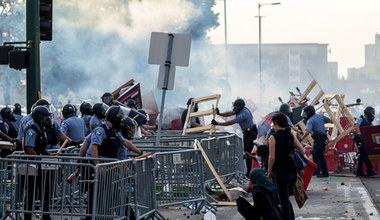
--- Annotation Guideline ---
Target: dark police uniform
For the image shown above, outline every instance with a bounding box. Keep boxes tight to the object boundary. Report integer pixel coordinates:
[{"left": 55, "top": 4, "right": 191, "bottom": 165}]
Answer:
[
  {"left": 61, "top": 115, "right": 86, "bottom": 143},
  {"left": 17, "top": 114, "right": 33, "bottom": 144},
  {"left": 354, "top": 116, "right": 376, "bottom": 175},
  {"left": 90, "top": 115, "right": 104, "bottom": 131},
  {"left": 82, "top": 114, "right": 92, "bottom": 136},
  {"left": 305, "top": 114, "right": 330, "bottom": 176},
  {"left": 24, "top": 122, "right": 51, "bottom": 220},
  {"left": 233, "top": 107, "right": 257, "bottom": 177}
]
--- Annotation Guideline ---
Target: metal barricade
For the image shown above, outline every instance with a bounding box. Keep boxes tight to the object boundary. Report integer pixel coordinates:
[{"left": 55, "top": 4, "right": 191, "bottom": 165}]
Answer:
[
  {"left": 0, "top": 155, "right": 115, "bottom": 219},
  {"left": 199, "top": 138, "right": 219, "bottom": 182},
  {"left": 153, "top": 149, "right": 216, "bottom": 214}
]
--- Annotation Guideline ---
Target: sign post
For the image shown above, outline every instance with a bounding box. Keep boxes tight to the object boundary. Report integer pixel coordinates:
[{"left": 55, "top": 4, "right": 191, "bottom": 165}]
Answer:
[{"left": 148, "top": 32, "right": 191, "bottom": 146}]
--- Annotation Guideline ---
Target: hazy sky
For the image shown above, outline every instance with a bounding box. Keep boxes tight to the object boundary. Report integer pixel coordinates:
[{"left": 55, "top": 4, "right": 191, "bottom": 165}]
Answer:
[{"left": 208, "top": 0, "right": 380, "bottom": 78}]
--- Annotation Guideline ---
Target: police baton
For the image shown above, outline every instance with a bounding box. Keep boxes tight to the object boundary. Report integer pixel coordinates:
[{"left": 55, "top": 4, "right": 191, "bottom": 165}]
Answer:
[{"left": 56, "top": 139, "right": 69, "bottom": 156}]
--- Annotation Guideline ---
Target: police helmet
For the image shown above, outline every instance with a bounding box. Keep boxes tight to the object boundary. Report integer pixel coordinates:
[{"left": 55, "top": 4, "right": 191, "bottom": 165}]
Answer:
[
  {"left": 32, "top": 106, "right": 52, "bottom": 127},
  {"left": 62, "top": 104, "right": 75, "bottom": 119},
  {"left": 137, "top": 109, "right": 149, "bottom": 124},
  {"left": 364, "top": 106, "right": 375, "bottom": 122},
  {"left": 126, "top": 99, "right": 136, "bottom": 108},
  {"left": 34, "top": 99, "right": 56, "bottom": 114},
  {"left": 13, "top": 103, "right": 22, "bottom": 115},
  {"left": 279, "top": 103, "right": 292, "bottom": 116},
  {"left": 232, "top": 98, "right": 245, "bottom": 114},
  {"left": 302, "top": 105, "right": 315, "bottom": 120},
  {"left": 80, "top": 102, "right": 93, "bottom": 115},
  {"left": 93, "top": 103, "right": 109, "bottom": 119},
  {"left": 1, "top": 107, "right": 17, "bottom": 122},
  {"left": 121, "top": 117, "right": 136, "bottom": 140},
  {"left": 101, "top": 92, "right": 114, "bottom": 106},
  {"left": 106, "top": 106, "right": 130, "bottom": 131}
]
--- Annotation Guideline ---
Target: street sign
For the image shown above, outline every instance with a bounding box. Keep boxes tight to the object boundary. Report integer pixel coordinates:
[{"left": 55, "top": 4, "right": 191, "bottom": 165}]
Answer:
[
  {"left": 148, "top": 32, "right": 191, "bottom": 67},
  {"left": 157, "top": 65, "right": 176, "bottom": 90}
]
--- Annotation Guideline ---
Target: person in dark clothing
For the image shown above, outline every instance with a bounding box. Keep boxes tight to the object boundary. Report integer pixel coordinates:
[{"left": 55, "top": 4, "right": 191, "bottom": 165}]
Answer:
[
  {"left": 268, "top": 112, "right": 305, "bottom": 220},
  {"left": 0, "top": 107, "right": 18, "bottom": 157},
  {"left": 236, "top": 168, "right": 282, "bottom": 220},
  {"left": 354, "top": 106, "right": 378, "bottom": 176},
  {"left": 181, "top": 97, "right": 201, "bottom": 128}
]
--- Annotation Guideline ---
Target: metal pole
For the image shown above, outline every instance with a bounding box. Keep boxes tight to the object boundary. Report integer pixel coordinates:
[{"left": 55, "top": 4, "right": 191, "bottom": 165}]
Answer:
[
  {"left": 258, "top": 4, "right": 262, "bottom": 106},
  {"left": 224, "top": 0, "right": 228, "bottom": 75},
  {"left": 26, "top": 0, "right": 41, "bottom": 113},
  {"left": 156, "top": 34, "right": 174, "bottom": 146}
]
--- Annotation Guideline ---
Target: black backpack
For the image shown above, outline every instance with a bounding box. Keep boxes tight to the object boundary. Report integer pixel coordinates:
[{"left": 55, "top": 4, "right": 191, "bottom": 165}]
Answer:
[{"left": 252, "top": 186, "right": 282, "bottom": 220}]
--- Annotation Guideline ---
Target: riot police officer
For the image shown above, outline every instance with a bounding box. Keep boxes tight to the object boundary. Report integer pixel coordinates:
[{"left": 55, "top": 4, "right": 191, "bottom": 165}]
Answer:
[
  {"left": 21, "top": 99, "right": 72, "bottom": 150},
  {"left": 126, "top": 99, "right": 136, "bottom": 109},
  {"left": 0, "top": 107, "right": 18, "bottom": 157},
  {"left": 12, "top": 103, "right": 23, "bottom": 131},
  {"left": 61, "top": 104, "right": 86, "bottom": 145},
  {"left": 212, "top": 98, "right": 258, "bottom": 177},
  {"left": 80, "top": 102, "right": 93, "bottom": 136},
  {"left": 353, "top": 106, "right": 378, "bottom": 176},
  {"left": 90, "top": 103, "right": 109, "bottom": 131},
  {"left": 300, "top": 105, "right": 330, "bottom": 178},
  {"left": 137, "top": 109, "right": 156, "bottom": 135},
  {"left": 24, "top": 106, "right": 54, "bottom": 220},
  {"left": 279, "top": 103, "right": 301, "bottom": 134},
  {"left": 101, "top": 92, "right": 124, "bottom": 106}
]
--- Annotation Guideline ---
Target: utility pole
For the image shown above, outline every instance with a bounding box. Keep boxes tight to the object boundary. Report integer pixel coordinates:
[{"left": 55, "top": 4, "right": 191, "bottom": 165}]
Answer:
[{"left": 26, "top": 0, "right": 41, "bottom": 113}]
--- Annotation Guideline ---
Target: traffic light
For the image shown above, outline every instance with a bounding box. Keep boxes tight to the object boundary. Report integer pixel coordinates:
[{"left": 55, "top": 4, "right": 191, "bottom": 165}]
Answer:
[
  {"left": 0, "top": 46, "right": 14, "bottom": 64},
  {"left": 40, "top": 0, "right": 53, "bottom": 41},
  {"left": 9, "top": 50, "right": 30, "bottom": 70}
]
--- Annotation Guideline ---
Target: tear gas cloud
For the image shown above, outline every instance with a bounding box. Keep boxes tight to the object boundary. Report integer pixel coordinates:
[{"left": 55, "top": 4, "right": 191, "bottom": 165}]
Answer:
[{"left": 2, "top": 0, "right": 336, "bottom": 123}]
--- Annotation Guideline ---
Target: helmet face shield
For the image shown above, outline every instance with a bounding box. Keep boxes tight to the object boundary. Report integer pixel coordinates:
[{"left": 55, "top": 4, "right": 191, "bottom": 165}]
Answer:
[
  {"left": 100, "top": 103, "right": 110, "bottom": 117},
  {"left": 116, "top": 106, "right": 131, "bottom": 120},
  {"left": 39, "top": 114, "right": 52, "bottom": 127}
]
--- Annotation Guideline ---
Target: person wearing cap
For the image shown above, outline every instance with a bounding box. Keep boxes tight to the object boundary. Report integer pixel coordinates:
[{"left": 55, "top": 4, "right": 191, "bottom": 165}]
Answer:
[
  {"left": 212, "top": 98, "right": 257, "bottom": 177},
  {"left": 353, "top": 106, "right": 378, "bottom": 176}
]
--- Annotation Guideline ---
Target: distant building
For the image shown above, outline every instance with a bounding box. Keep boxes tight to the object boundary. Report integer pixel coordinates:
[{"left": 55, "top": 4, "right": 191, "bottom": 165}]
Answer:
[{"left": 342, "top": 33, "right": 380, "bottom": 105}]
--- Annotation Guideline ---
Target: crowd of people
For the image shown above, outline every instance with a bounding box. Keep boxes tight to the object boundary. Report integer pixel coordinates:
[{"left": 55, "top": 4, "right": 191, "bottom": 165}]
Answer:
[{"left": 0, "top": 94, "right": 379, "bottom": 220}]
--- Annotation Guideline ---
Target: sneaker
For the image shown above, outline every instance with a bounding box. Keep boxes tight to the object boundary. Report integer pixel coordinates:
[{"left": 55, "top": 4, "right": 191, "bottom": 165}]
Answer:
[
  {"left": 356, "top": 171, "right": 365, "bottom": 176},
  {"left": 317, "top": 174, "right": 329, "bottom": 178}
]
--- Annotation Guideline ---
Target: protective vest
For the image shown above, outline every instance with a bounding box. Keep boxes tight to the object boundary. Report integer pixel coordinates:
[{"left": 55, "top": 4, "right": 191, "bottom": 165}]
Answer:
[
  {"left": 6, "top": 121, "right": 18, "bottom": 138},
  {"left": 24, "top": 124, "right": 48, "bottom": 155},
  {"left": 98, "top": 124, "right": 120, "bottom": 158},
  {"left": 359, "top": 115, "right": 372, "bottom": 127},
  {"left": 45, "top": 124, "right": 59, "bottom": 145}
]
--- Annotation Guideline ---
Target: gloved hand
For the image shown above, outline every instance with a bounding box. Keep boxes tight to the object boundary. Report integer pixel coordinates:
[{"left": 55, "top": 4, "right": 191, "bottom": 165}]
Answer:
[
  {"left": 70, "top": 141, "right": 79, "bottom": 146},
  {"left": 211, "top": 119, "right": 219, "bottom": 125},
  {"left": 215, "top": 108, "right": 220, "bottom": 115}
]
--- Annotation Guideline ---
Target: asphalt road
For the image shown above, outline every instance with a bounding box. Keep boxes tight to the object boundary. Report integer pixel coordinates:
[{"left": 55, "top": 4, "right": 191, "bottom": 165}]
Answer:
[{"left": 158, "top": 175, "right": 380, "bottom": 220}]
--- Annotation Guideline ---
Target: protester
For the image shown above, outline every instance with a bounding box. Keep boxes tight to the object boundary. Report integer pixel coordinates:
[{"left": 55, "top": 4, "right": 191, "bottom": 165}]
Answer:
[
  {"left": 181, "top": 97, "right": 201, "bottom": 128},
  {"left": 267, "top": 112, "right": 305, "bottom": 220}
]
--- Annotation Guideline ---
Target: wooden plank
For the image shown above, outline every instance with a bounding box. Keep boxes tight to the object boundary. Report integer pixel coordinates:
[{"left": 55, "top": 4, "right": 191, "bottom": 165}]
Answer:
[
  {"left": 310, "top": 90, "right": 324, "bottom": 106},
  {"left": 324, "top": 102, "right": 344, "bottom": 133},
  {"left": 111, "top": 79, "right": 134, "bottom": 99},
  {"left": 186, "top": 125, "right": 213, "bottom": 134},
  {"left": 196, "top": 140, "right": 232, "bottom": 201},
  {"left": 0, "top": 141, "right": 15, "bottom": 150},
  {"left": 307, "top": 69, "right": 324, "bottom": 90},
  {"left": 327, "top": 126, "right": 354, "bottom": 148},
  {"left": 182, "top": 102, "right": 194, "bottom": 135},
  {"left": 335, "top": 95, "right": 355, "bottom": 125},
  {"left": 297, "top": 121, "right": 314, "bottom": 146},
  {"left": 193, "top": 94, "right": 221, "bottom": 103},
  {"left": 190, "top": 109, "right": 214, "bottom": 118},
  {"left": 369, "top": 155, "right": 380, "bottom": 163},
  {"left": 211, "top": 201, "right": 254, "bottom": 206},
  {"left": 291, "top": 96, "right": 300, "bottom": 107},
  {"left": 298, "top": 80, "right": 317, "bottom": 103}
]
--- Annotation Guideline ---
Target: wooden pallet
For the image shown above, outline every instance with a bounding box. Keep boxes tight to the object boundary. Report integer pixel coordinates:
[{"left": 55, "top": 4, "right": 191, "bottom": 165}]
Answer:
[{"left": 182, "top": 94, "right": 221, "bottom": 135}]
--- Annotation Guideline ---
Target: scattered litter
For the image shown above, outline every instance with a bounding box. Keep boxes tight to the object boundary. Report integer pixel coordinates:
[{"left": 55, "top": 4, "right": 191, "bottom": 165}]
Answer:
[
  {"left": 229, "top": 187, "right": 248, "bottom": 194},
  {"left": 295, "top": 216, "right": 304, "bottom": 220},
  {"left": 323, "top": 187, "right": 330, "bottom": 191},
  {"left": 341, "top": 182, "right": 345, "bottom": 185},
  {"left": 313, "top": 205, "right": 320, "bottom": 207},
  {"left": 345, "top": 210, "right": 348, "bottom": 213},
  {"left": 370, "top": 213, "right": 373, "bottom": 216},
  {"left": 204, "top": 211, "right": 216, "bottom": 220}
]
